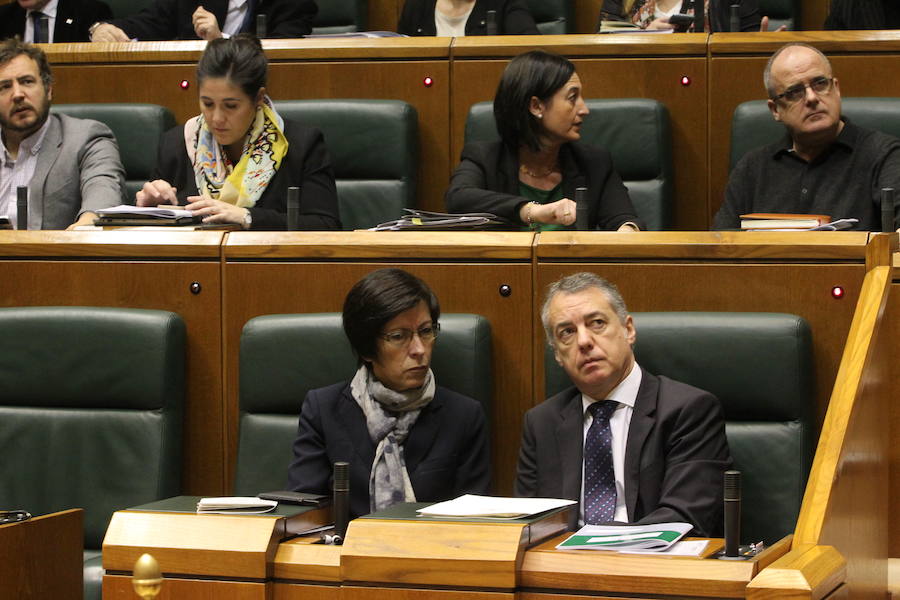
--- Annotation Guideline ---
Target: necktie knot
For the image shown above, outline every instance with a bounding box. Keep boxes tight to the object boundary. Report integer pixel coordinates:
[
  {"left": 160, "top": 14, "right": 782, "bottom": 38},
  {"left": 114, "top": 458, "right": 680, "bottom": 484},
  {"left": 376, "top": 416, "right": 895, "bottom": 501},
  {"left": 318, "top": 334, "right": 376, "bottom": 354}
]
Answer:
[{"left": 589, "top": 400, "right": 617, "bottom": 421}]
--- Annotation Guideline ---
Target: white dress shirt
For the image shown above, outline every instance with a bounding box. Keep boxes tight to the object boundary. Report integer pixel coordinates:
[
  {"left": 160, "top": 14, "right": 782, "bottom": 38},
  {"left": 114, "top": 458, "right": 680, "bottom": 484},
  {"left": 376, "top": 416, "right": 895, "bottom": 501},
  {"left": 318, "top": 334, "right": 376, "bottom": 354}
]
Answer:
[
  {"left": 434, "top": 4, "right": 473, "bottom": 37},
  {"left": 222, "top": 0, "right": 251, "bottom": 37},
  {"left": 579, "top": 362, "right": 643, "bottom": 526},
  {"left": 0, "top": 117, "right": 52, "bottom": 229},
  {"left": 25, "top": 0, "right": 58, "bottom": 43}
]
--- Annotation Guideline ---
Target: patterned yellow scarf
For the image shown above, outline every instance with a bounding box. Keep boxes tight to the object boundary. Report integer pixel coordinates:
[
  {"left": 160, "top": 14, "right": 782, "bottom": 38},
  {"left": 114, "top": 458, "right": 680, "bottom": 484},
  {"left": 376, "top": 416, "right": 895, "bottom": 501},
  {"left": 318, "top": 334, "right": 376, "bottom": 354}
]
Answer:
[{"left": 184, "top": 98, "right": 289, "bottom": 208}]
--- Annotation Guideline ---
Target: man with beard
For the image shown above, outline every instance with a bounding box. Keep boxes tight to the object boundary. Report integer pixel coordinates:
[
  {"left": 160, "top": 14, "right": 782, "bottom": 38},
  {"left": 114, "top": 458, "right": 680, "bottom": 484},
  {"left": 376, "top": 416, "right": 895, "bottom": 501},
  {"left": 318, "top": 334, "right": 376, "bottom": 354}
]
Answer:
[
  {"left": 0, "top": 0, "right": 112, "bottom": 43},
  {"left": 0, "top": 38, "right": 124, "bottom": 229}
]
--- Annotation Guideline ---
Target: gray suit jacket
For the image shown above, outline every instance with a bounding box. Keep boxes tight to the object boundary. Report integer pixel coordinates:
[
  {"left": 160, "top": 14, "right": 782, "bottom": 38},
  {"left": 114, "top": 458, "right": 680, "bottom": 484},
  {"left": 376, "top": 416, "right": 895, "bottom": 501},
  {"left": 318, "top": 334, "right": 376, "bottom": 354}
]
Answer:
[
  {"left": 26, "top": 113, "right": 125, "bottom": 229},
  {"left": 515, "top": 367, "right": 731, "bottom": 536}
]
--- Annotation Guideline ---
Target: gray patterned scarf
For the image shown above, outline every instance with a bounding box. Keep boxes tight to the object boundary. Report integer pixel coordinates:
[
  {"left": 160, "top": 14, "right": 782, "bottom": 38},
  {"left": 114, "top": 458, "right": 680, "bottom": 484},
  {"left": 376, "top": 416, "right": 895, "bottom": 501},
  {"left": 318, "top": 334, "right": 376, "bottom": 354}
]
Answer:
[{"left": 349, "top": 364, "right": 435, "bottom": 513}]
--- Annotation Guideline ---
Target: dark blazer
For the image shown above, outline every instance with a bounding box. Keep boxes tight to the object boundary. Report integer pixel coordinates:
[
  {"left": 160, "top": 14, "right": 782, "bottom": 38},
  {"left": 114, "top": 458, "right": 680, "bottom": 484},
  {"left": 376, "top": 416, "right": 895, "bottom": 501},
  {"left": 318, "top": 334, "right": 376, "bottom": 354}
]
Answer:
[
  {"left": 445, "top": 140, "right": 644, "bottom": 231},
  {"left": 515, "top": 368, "right": 731, "bottom": 536},
  {"left": 398, "top": 0, "right": 539, "bottom": 35},
  {"left": 109, "top": 0, "right": 316, "bottom": 40},
  {"left": 151, "top": 118, "right": 341, "bottom": 230},
  {"left": 0, "top": 0, "right": 112, "bottom": 43},
  {"left": 287, "top": 381, "right": 491, "bottom": 520},
  {"left": 599, "top": 0, "right": 761, "bottom": 32}
]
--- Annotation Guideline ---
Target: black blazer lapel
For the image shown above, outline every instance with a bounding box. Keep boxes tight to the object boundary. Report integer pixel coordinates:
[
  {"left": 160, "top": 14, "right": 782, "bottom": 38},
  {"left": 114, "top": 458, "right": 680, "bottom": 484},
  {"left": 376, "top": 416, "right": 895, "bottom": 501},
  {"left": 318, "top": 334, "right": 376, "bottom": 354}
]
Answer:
[
  {"left": 338, "top": 387, "right": 376, "bottom": 468},
  {"left": 623, "top": 368, "right": 658, "bottom": 521},
  {"left": 556, "top": 388, "right": 584, "bottom": 502},
  {"left": 402, "top": 391, "right": 444, "bottom": 474}
]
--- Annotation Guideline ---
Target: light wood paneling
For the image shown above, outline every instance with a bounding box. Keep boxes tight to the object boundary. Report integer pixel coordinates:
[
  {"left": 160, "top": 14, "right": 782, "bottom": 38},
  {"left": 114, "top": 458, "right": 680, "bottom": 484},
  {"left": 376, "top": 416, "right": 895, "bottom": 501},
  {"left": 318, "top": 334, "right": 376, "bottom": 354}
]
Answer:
[
  {"left": 891, "top": 258, "right": 900, "bottom": 558},
  {"left": 747, "top": 544, "right": 846, "bottom": 599},
  {"left": 103, "top": 574, "right": 267, "bottom": 599}
]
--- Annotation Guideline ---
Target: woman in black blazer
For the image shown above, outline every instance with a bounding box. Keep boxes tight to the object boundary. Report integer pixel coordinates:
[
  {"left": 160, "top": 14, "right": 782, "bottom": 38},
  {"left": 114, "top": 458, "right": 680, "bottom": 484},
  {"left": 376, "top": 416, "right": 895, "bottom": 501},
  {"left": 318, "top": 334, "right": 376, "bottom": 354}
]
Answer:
[
  {"left": 446, "top": 50, "right": 643, "bottom": 231},
  {"left": 287, "top": 269, "right": 491, "bottom": 519},
  {"left": 136, "top": 34, "right": 340, "bottom": 230},
  {"left": 398, "top": 0, "right": 539, "bottom": 36}
]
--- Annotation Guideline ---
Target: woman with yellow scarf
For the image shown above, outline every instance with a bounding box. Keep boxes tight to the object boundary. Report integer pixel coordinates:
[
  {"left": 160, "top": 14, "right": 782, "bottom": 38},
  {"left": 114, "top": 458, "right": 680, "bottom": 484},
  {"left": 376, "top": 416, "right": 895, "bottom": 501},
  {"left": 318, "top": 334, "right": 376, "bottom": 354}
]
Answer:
[{"left": 137, "top": 34, "right": 341, "bottom": 230}]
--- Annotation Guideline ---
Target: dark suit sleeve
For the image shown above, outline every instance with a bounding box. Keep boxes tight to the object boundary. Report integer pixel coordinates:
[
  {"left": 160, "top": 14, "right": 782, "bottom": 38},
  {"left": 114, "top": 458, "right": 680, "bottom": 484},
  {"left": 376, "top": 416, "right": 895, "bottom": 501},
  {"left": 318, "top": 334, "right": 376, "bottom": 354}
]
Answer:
[
  {"left": 445, "top": 143, "right": 526, "bottom": 224},
  {"left": 514, "top": 407, "right": 539, "bottom": 497},
  {"left": 454, "top": 400, "right": 491, "bottom": 496},
  {"left": 633, "top": 391, "right": 730, "bottom": 538},
  {"left": 265, "top": 0, "right": 316, "bottom": 38},
  {"left": 108, "top": 0, "right": 179, "bottom": 40},
  {"left": 286, "top": 390, "right": 332, "bottom": 495},
  {"left": 713, "top": 156, "right": 752, "bottom": 230},
  {"left": 501, "top": 0, "right": 540, "bottom": 34},
  {"left": 592, "top": 158, "right": 643, "bottom": 231},
  {"left": 397, "top": 0, "right": 421, "bottom": 35}
]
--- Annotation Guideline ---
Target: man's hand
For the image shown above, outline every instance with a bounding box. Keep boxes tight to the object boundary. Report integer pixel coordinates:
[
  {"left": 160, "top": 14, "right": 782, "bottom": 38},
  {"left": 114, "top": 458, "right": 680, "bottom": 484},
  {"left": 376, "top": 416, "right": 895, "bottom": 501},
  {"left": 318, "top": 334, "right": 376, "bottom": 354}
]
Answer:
[
  {"left": 90, "top": 23, "right": 130, "bottom": 42},
  {"left": 193, "top": 6, "right": 223, "bottom": 40},
  {"left": 760, "top": 16, "right": 788, "bottom": 32},
  {"left": 646, "top": 17, "right": 675, "bottom": 30},
  {"left": 136, "top": 180, "right": 178, "bottom": 207}
]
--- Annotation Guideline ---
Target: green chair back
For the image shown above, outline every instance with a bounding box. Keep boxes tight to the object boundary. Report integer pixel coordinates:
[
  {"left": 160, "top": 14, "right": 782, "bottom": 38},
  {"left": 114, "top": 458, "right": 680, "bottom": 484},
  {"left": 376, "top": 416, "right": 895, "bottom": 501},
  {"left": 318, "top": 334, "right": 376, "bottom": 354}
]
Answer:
[
  {"left": 730, "top": 97, "right": 900, "bottom": 170},
  {"left": 465, "top": 99, "right": 673, "bottom": 230},
  {"left": 311, "top": 0, "right": 367, "bottom": 34},
  {"left": 275, "top": 99, "right": 418, "bottom": 230},
  {"left": 526, "top": 0, "right": 572, "bottom": 34},
  {"left": 235, "top": 312, "right": 491, "bottom": 495},
  {"left": 544, "top": 312, "right": 814, "bottom": 545},
  {"left": 52, "top": 104, "right": 176, "bottom": 202}
]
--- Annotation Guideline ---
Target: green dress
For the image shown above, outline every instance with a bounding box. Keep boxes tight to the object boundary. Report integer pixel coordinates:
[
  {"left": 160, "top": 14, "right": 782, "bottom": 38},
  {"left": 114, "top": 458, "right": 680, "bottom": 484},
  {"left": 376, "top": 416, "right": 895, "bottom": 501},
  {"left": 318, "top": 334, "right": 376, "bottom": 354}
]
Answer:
[{"left": 518, "top": 181, "right": 565, "bottom": 232}]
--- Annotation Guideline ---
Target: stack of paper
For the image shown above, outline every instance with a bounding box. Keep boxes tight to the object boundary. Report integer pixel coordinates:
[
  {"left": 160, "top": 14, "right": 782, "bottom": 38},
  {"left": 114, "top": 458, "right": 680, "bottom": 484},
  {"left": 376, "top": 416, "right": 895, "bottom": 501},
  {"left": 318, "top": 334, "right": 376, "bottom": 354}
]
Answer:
[
  {"left": 556, "top": 522, "right": 694, "bottom": 552},
  {"left": 416, "top": 494, "right": 575, "bottom": 519},
  {"left": 196, "top": 497, "right": 277, "bottom": 514},
  {"left": 94, "top": 205, "right": 200, "bottom": 226},
  {"left": 369, "top": 209, "right": 509, "bottom": 231}
]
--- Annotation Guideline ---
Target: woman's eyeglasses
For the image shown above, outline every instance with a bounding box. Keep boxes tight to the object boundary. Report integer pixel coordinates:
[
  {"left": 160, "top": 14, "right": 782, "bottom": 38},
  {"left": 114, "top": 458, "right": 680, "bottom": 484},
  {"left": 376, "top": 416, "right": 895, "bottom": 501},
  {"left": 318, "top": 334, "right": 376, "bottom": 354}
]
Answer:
[
  {"left": 772, "top": 76, "right": 834, "bottom": 104},
  {"left": 380, "top": 323, "right": 440, "bottom": 347}
]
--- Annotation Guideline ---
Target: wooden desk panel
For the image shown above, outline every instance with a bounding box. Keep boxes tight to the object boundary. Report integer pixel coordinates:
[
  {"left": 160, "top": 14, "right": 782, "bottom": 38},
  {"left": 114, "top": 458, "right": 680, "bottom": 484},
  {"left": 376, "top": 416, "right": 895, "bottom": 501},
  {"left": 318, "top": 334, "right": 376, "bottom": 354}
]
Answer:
[
  {"left": 451, "top": 36, "right": 708, "bottom": 230},
  {"left": 222, "top": 232, "right": 535, "bottom": 495},
  {"left": 892, "top": 255, "right": 900, "bottom": 558},
  {"left": 0, "top": 231, "right": 226, "bottom": 495},
  {"left": 103, "top": 575, "right": 267, "bottom": 599},
  {"left": 0, "top": 509, "right": 82, "bottom": 600}
]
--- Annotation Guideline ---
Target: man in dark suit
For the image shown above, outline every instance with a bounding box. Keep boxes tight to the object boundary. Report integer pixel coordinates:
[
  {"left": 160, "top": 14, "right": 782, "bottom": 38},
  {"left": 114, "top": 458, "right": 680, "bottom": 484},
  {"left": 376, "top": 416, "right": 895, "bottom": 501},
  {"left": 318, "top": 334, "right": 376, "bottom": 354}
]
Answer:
[
  {"left": 90, "top": 0, "right": 316, "bottom": 42},
  {"left": 0, "top": 0, "right": 112, "bottom": 43},
  {"left": 515, "top": 272, "right": 731, "bottom": 536}
]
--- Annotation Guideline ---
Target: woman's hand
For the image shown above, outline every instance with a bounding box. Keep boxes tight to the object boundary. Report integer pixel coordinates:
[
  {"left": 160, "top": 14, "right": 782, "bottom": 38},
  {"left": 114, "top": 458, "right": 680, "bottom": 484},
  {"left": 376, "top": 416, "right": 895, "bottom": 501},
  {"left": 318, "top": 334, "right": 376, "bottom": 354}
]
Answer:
[
  {"left": 646, "top": 17, "right": 675, "bottom": 30},
  {"left": 185, "top": 196, "right": 250, "bottom": 228},
  {"left": 760, "top": 16, "right": 788, "bottom": 32},
  {"left": 90, "top": 23, "right": 130, "bottom": 42},
  {"left": 192, "top": 6, "right": 223, "bottom": 40},
  {"left": 520, "top": 198, "right": 577, "bottom": 227},
  {"left": 136, "top": 180, "right": 178, "bottom": 207}
]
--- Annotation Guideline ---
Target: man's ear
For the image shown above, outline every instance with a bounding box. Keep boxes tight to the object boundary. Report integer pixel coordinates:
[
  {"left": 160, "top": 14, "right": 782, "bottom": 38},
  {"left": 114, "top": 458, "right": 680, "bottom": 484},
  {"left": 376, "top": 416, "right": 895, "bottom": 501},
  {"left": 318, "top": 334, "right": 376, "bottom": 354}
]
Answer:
[
  {"left": 767, "top": 98, "right": 781, "bottom": 122},
  {"left": 553, "top": 346, "right": 563, "bottom": 367}
]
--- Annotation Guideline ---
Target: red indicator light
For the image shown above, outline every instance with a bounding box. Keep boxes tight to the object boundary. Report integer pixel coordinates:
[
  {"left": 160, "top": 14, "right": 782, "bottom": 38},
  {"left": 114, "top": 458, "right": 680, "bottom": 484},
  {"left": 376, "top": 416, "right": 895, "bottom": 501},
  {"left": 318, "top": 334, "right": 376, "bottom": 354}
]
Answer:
[
  {"left": 831, "top": 286, "right": 844, "bottom": 299},
  {"left": 180, "top": 80, "right": 190, "bottom": 90},
  {"left": 680, "top": 76, "right": 691, "bottom": 86},
  {"left": 423, "top": 76, "right": 434, "bottom": 87}
]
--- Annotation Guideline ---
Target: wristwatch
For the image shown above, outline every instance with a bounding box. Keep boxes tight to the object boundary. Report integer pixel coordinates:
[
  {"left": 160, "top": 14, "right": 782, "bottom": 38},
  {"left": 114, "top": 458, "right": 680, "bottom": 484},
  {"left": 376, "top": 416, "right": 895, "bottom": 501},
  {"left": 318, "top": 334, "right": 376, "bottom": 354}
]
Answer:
[{"left": 242, "top": 210, "right": 252, "bottom": 230}]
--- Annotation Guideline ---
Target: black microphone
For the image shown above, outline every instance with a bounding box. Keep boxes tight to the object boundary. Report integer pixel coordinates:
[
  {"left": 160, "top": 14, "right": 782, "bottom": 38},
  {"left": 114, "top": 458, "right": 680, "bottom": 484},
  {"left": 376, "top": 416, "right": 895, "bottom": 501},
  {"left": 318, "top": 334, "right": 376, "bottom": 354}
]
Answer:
[
  {"left": 723, "top": 470, "right": 742, "bottom": 558},
  {"left": 575, "top": 187, "right": 589, "bottom": 231},
  {"left": 16, "top": 186, "right": 28, "bottom": 230},
  {"left": 486, "top": 10, "right": 498, "bottom": 35},
  {"left": 730, "top": 4, "right": 740, "bottom": 31},
  {"left": 287, "top": 186, "right": 301, "bottom": 231},
  {"left": 256, "top": 14, "right": 267, "bottom": 38},
  {"left": 332, "top": 461, "right": 349, "bottom": 545},
  {"left": 881, "top": 188, "right": 895, "bottom": 232}
]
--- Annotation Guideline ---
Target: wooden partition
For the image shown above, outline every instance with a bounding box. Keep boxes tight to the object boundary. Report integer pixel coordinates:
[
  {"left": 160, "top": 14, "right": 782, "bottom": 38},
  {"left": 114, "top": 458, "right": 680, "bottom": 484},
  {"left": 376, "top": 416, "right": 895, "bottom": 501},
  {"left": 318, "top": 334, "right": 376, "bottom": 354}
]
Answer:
[
  {"left": 892, "top": 251, "right": 900, "bottom": 558},
  {"left": 43, "top": 39, "right": 453, "bottom": 215},
  {"left": 451, "top": 34, "right": 709, "bottom": 230},
  {"left": 221, "top": 232, "right": 535, "bottom": 495},
  {"left": 0, "top": 231, "right": 226, "bottom": 495},
  {"left": 708, "top": 31, "right": 900, "bottom": 224}
]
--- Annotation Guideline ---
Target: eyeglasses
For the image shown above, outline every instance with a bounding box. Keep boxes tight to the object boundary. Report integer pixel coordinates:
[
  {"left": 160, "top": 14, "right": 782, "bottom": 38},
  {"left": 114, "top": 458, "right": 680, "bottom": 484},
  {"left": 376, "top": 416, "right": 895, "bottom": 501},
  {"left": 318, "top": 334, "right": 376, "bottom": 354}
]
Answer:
[
  {"left": 772, "top": 76, "right": 834, "bottom": 104},
  {"left": 0, "top": 510, "right": 31, "bottom": 524},
  {"left": 379, "top": 322, "right": 440, "bottom": 347}
]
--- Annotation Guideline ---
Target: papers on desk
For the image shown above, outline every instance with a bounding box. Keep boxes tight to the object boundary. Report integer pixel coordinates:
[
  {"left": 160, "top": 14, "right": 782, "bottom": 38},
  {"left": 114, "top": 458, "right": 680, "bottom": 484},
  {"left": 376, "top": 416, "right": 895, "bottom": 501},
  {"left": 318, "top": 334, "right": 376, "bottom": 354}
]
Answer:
[
  {"left": 416, "top": 494, "right": 576, "bottom": 519},
  {"left": 556, "top": 522, "right": 694, "bottom": 553},
  {"left": 196, "top": 497, "right": 277, "bottom": 514},
  {"left": 96, "top": 205, "right": 194, "bottom": 219},
  {"left": 369, "top": 209, "right": 509, "bottom": 231}
]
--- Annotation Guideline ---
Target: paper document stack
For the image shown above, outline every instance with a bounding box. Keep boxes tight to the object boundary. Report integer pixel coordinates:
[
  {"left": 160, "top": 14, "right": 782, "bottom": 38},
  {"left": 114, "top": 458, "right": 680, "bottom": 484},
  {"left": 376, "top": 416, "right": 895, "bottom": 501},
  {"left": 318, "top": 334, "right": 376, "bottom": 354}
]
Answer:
[
  {"left": 416, "top": 494, "right": 575, "bottom": 519},
  {"left": 369, "top": 209, "right": 509, "bottom": 231},
  {"left": 556, "top": 522, "right": 700, "bottom": 554},
  {"left": 196, "top": 497, "right": 277, "bottom": 514}
]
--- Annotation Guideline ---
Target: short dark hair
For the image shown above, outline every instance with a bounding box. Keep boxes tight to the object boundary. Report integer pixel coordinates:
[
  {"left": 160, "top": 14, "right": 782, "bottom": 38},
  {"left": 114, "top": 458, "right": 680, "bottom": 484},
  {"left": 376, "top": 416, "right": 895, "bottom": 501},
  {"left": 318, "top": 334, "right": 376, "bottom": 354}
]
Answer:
[
  {"left": 0, "top": 37, "right": 52, "bottom": 90},
  {"left": 196, "top": 33, "right": 267, "bottom": 99},
  {"left": 342, "top": 268, "right": 441, "bottom": 362},
  {"left": 493, "top": 50, "right": 575, "bottom": 153}
]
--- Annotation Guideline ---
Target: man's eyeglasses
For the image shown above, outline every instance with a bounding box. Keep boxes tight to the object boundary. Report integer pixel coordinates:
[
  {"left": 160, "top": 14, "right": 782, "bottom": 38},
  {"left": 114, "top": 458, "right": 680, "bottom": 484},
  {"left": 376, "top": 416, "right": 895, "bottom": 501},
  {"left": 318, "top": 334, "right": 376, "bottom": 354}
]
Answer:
[
  {"left": 380, "top": 323, "right": 440, "bottom": 347},
  {"left": 772, "top": 76, "right": 834, "bottom": 104}
]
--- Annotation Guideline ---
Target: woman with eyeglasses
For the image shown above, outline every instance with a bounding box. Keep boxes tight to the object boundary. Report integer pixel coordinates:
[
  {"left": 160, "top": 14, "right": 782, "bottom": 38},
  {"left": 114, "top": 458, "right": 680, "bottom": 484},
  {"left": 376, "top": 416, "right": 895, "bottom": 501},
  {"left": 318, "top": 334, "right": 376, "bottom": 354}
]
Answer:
[{"left": 287, "top": 268, "right": 490, "bottom": 519}]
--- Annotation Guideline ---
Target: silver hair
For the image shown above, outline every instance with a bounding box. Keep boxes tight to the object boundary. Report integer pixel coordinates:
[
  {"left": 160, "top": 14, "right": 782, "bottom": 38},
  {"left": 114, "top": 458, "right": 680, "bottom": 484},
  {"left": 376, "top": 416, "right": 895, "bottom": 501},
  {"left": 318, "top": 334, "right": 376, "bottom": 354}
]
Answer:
[
  {"left": 763, "top": 42, "right": 831, "bottom": 99},
  {"left": 540, "top": 272, "right": 629, "bottom": 347}
]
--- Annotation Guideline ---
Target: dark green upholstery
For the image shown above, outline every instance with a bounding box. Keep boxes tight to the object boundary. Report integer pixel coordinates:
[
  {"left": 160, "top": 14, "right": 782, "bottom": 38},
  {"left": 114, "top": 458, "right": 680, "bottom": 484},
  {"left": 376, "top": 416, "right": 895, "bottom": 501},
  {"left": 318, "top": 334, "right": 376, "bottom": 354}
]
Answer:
[
  {"left": 544, "top": 312, "right": 814, "bottom": 545},
  {"left": 759, "top": 0, "right": 799, "bottom": 30},
  {"left": 274, "top": 100, "right": 419, "bottom": 230},
  {"left": 311, "top": 0, "right": 367, "bottom": 34},
  {"left": 52, "top": 103, "right": 176, "bottom": 201},
  {"left": 526, "top": 0, "right": 572, "bottom": 34},
  {"left": 235, "top": 312, "right": 492, "bottom": 495},
  {"left": 465, "top": 99, "right": 673, "bottom": 230},
  {"left": 105, "top": 0, "right": 157, "bottom": 18},
  {"left": 730, "top": 97, "right": 900, "bottom": 170},
  {"left": 0, "top": 306, "right": 185, "bottom": 600}
]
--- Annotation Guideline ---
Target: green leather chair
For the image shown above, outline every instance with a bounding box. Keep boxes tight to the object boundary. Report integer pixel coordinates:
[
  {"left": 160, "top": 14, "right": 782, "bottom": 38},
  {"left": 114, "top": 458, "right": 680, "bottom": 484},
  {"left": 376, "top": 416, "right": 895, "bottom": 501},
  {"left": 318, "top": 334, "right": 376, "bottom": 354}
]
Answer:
[
  {"left": 544, "top": 312, "right": 814, "bottom": 545},
  {"left": 275, "top": 100, "right": 418, "bottom": 230},
  {"left": 104, "top": 0, "right": 157, "bottom": 19},
  {"left": 311, "top": 0, "right": 367, "bottom": 34},
  {"left": 234, "top": 312, "right": 491, "bottom": 495},
  {"left": 730, "top": 97, "right": 900, "bottom": 170},
  {"left": 0, "top": 307, "right": 185, "bottom": 600},
  {"left": 464, "top": 99, "right": 673, "bottom": 230},
  {"left": 760, "top": 0, "right": 799, "bottom": 30},
  {"left": 52, "top": 103, "right": 176, "bottom": 202},
  {"left": 526, "top": 0, "right": 572, "bottom": 34}
]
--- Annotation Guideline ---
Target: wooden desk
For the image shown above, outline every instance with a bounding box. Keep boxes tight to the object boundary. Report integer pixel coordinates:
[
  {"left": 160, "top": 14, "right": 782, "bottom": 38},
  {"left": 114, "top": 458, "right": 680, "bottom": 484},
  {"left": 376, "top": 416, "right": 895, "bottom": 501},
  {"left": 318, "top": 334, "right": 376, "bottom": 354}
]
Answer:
[
  {"left": 0, "top": 509, "right": 83, "bottom": 600},
  {"left": 0, "top": 231, "right": 226, "bottom": 495},
  {"left": 451, "top": 34, "right": 709, "bottom": 230}
]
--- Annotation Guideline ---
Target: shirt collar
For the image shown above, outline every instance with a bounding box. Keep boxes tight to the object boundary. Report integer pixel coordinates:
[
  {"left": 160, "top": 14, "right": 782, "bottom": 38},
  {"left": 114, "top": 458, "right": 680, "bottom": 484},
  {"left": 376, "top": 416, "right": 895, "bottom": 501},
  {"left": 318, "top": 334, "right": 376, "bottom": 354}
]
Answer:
[
  {"left": 581, "top": 361, "right": 642, "bottom": 413},
  {"left": 2, "top": 115, "right": 52, "bottom": 163},
  {"left": 773, "top": 116, "right": 857, "bottom": 160},
  {"left": 27, "top": 0, "right": 58, "bottom": 19}
]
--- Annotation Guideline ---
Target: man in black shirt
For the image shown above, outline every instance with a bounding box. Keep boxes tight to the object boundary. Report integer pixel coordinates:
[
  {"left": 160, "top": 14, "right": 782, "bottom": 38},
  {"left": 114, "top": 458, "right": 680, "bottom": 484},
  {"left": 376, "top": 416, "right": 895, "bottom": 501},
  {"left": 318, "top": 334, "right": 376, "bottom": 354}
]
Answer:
[{"left": 714, "top": 43, "right": 900, "bottom": 231}]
